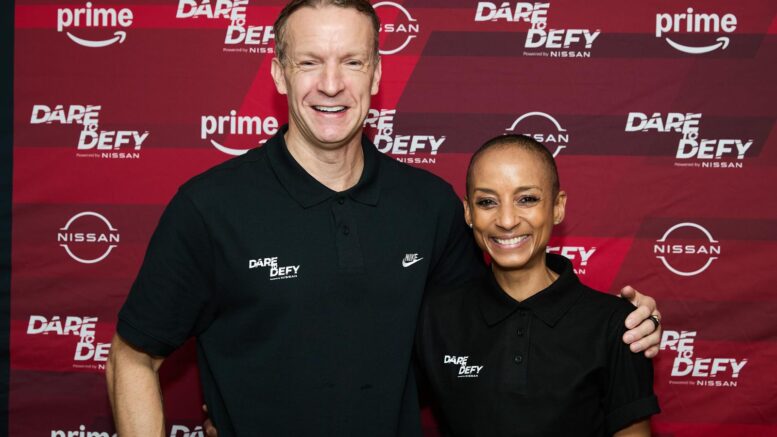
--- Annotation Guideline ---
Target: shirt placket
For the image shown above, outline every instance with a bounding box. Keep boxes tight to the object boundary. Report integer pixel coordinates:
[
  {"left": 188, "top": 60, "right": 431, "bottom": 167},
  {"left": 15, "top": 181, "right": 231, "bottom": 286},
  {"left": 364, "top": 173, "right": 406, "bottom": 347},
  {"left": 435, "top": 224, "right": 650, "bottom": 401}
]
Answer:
[
  {"left": 331, "top": 195, "right": 364, "bottom": 270},
  {"left": 505, "top": 308, "right": 531, "bottom": 394}
]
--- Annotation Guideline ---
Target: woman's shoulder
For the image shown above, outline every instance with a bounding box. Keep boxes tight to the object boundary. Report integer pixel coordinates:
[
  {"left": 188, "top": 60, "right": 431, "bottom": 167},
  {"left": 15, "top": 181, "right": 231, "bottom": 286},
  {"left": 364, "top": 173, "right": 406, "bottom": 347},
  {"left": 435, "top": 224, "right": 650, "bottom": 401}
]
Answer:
[
  {"left": 424, "top": 276, "right": 484, "bottom": 309},
  {"left": 573, "top": 284, "right": 638, "bottom": 326}
]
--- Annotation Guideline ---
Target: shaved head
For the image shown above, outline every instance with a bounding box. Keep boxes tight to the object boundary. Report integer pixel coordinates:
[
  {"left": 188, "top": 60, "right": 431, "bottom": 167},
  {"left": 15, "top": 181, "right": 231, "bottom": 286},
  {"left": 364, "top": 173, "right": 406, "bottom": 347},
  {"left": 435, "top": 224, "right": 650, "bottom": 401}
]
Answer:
[{"left": 466, "top": 134, "right": 560, "bottom": 198}]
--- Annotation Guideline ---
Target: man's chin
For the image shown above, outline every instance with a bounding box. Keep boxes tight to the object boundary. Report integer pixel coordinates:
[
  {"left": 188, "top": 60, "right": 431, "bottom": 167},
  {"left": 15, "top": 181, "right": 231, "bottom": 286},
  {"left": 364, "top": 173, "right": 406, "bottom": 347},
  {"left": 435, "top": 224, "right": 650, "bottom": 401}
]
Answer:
[
  {"left": 312, "top": 130, "right": 361, "bottom": 149},
  {"left": 321, "top": 141, "right": 357, "bottom": 151},
  {"left": 288, "top": 119, "right": 362, "bottom": 150}
]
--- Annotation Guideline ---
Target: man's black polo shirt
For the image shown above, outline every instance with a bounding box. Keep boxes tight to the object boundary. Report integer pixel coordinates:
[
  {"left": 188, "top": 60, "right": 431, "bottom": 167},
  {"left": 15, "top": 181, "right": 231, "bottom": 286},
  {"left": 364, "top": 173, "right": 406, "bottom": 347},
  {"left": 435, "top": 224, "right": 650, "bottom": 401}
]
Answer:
[
  {"left": 117, "top": 126, "right": 484, "bottom": 436},
  {"left": 416, "top": 254, "right": 659, "bottom": 437}
]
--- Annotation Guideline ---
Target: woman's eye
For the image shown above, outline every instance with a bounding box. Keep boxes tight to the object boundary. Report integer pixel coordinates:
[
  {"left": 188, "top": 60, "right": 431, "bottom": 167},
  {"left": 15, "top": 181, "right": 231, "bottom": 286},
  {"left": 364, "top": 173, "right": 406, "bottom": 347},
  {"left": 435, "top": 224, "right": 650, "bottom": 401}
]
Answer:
[
  {"left": 518, "top": 196, "right": 539, "bottom": 205},
  {"left": 476, "top": 198, "right": 496, "bottom": 207}
]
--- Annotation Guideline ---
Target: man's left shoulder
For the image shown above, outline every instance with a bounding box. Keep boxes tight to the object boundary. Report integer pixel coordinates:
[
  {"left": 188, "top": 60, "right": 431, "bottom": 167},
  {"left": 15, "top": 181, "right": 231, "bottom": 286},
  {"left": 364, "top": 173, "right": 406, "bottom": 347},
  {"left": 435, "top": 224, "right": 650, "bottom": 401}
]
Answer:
[{"left": 378, "top": 154, "right": 459, "bottom": 201}]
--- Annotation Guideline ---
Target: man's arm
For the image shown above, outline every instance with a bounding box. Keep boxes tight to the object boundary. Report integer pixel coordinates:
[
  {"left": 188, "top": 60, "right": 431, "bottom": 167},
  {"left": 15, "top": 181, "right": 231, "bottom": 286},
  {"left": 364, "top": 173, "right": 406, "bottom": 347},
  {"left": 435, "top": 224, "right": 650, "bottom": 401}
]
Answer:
[
  {"left": 619, "top": 286, "right": 663, "bottom": 358},
  {"left": 106, "top": 333, "right": 166, "bottom": 437}
]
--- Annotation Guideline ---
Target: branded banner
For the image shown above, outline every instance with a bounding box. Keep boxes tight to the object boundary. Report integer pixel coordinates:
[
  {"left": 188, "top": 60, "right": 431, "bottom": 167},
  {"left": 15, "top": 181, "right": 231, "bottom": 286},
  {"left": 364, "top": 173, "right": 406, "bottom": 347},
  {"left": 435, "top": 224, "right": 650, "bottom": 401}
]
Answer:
[{"left": 9, "top": 0, "right": 777, "bottom": 435}]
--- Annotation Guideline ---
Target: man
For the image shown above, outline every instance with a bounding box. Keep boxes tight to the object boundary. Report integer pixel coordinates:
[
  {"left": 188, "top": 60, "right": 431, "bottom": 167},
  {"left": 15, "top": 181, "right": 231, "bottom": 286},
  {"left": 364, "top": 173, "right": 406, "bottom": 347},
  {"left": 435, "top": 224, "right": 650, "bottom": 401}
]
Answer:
[{"left": 106, "top": 1, "right": 662, "bottom": 436}]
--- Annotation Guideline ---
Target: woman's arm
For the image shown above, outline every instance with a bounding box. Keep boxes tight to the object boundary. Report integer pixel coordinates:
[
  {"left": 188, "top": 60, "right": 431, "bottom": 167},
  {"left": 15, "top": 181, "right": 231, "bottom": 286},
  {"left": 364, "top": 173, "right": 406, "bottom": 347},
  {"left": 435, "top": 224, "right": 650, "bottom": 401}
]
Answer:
[{"left": 614, "top": 419, "right": 652, "bottom": 437}]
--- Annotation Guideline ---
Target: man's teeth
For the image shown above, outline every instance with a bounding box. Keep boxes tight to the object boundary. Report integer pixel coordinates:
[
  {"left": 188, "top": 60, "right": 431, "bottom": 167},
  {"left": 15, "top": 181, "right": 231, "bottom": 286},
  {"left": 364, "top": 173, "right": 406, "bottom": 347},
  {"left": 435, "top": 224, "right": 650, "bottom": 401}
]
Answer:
[
  {"left": 314, "top": 106, "right": 346, "bottom": 113},
  {"left": 494, "top": 235, "right": 529, "bottom": 245}
]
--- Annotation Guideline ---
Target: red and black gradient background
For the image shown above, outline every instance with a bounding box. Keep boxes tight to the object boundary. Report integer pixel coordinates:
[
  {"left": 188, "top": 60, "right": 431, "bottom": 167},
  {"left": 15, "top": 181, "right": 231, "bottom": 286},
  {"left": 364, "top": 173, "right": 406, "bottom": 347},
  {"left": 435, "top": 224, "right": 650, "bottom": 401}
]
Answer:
[{"left": 4, "top": 0, "right": 777, "bottom": 436}]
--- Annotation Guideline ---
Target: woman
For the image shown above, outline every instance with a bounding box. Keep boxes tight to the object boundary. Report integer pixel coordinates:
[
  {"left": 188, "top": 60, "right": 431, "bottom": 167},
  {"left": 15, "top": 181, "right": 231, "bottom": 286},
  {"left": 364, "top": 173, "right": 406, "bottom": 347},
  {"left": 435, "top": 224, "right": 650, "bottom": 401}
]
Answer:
[{"left": 415, "top": 134, "right": 660, "bottom": 436}]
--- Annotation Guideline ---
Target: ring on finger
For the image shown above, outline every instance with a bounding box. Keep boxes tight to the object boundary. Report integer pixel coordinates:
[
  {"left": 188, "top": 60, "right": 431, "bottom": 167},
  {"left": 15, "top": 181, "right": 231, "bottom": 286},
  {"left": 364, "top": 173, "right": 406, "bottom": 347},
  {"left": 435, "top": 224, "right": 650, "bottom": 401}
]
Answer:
[{"left": 648, "top": 314, "right": 660, "bottom": 333}]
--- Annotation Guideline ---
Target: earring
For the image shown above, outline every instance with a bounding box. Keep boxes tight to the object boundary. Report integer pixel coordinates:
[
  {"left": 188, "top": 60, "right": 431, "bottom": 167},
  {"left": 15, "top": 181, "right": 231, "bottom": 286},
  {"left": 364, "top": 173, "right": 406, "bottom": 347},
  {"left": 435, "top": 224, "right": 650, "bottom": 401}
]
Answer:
[{"left": 468, "top": 223, "right": 473, "bottom": 228}]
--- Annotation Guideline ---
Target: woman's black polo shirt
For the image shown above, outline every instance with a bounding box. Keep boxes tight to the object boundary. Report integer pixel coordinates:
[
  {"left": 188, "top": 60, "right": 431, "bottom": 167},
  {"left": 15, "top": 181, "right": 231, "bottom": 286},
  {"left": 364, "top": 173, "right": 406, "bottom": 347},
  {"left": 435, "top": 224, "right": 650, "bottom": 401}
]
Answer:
[
  {"left": 416, "top": 254, "right": 660, "bottom": 436},
  {"left": 117, "top": 126, "right": 484, "bottom": 436}
]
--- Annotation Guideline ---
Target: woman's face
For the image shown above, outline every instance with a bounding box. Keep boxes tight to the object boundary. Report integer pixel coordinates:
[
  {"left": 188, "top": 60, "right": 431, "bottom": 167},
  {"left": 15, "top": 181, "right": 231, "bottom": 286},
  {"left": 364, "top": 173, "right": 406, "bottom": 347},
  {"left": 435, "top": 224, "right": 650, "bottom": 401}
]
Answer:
[{"left": 464, "top": 146, "right": 566, "bottom": 273}]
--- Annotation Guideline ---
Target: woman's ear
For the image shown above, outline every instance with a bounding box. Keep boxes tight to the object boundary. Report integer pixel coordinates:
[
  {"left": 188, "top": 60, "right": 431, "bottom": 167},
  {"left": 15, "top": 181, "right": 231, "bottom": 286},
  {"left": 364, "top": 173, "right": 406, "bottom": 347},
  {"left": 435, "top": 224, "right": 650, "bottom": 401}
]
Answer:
[
  {"left": 463, "top": 198, "right": 472, "bottom": 228},
  {"left": 553, "top": 191, "right": 567, "bottom": 225}
]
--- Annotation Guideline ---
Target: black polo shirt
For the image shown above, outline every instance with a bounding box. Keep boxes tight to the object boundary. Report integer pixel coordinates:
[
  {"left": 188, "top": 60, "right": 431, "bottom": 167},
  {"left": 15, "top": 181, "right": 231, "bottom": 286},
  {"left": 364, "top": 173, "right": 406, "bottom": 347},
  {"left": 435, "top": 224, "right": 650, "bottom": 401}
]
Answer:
[
  {"left": 117, "top": 126, "right": 484, "bottom": 436},
  {"left": 416, "top": 254, "right": 659, "bottom": 437}
]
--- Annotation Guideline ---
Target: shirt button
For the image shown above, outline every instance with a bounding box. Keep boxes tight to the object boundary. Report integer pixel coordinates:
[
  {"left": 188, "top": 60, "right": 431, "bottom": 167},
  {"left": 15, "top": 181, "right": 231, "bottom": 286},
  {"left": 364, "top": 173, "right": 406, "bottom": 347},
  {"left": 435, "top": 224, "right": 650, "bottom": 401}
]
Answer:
[
  {"left": 514, "top": 355, "right": 523, "bottom": 364},
  {"left": 516, "top": 328, "right": 523, "bottom": 336},
  {"left": 343, "top": 225, "right": 350, "bottom": 235},
  {"left": 337, "top": 197, "right": 345, "bottom": 205}
]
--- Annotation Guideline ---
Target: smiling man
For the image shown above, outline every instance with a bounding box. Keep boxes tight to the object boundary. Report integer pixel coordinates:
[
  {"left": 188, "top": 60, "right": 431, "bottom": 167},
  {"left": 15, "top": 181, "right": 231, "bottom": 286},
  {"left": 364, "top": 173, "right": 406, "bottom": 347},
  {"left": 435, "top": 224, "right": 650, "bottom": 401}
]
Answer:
[{"left": 106, "top": 1, "right": 663, "bottom": 436}]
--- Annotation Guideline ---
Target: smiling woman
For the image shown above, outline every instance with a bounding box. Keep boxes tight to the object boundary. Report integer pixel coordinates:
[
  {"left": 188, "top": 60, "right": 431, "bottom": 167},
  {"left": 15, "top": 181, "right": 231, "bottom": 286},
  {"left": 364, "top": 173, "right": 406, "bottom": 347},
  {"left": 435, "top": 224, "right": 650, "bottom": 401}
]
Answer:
[
  {"left": 464, "top": 136, "right": 562, "bottom": 298},
  {"left": 415, "top": 134, "right": 661, "bottom": 437}
]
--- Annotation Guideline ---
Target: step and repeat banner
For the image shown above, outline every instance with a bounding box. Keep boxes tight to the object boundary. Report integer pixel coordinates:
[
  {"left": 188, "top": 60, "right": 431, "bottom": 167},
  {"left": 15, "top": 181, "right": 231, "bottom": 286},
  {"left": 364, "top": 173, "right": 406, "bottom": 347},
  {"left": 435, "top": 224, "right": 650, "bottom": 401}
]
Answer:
[{"left": 10, "top": 0, "right": 777, "bottom": 435}]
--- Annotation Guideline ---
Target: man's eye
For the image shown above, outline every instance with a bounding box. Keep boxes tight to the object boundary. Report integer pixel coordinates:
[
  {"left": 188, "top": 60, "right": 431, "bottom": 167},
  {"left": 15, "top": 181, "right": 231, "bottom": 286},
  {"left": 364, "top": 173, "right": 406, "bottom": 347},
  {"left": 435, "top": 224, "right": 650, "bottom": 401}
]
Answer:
[{"left": 346, "top": 60, "right": 364, "bottom": 68}]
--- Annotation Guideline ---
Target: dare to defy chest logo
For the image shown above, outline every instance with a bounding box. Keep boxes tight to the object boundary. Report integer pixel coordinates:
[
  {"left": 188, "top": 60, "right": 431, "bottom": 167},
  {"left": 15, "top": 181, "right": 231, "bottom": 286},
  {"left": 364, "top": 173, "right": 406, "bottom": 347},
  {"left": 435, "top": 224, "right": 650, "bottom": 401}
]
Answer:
[
  {"left": 248, "top": 256, "right": 300, "bottom": 280},
  {"left": 444, "top": 355, "right": 484, "bottom": 378}
]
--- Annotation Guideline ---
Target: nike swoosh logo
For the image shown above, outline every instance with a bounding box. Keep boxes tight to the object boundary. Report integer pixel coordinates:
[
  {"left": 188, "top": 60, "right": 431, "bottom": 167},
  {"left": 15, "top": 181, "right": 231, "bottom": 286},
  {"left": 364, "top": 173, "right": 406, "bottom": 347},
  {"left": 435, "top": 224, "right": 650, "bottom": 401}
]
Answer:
[{"left": 402, "top": 258, "right": 423, "bottom": 268}]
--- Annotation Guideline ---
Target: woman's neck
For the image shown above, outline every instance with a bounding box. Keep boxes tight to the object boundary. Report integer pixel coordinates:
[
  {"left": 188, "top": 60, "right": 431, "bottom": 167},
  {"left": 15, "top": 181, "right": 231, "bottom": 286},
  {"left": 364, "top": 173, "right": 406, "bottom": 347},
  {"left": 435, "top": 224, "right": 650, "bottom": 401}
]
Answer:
[{"left": 492, "top": 255, "right": 559, "bottom": 302}]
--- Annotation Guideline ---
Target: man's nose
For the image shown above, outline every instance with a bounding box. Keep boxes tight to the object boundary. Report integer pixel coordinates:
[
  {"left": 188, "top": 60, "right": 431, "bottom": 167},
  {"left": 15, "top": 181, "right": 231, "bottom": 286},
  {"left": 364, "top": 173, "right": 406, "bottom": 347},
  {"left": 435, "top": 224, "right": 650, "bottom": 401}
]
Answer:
[{"left": 318, "top": 62, "right": 345, "bottom": 96}]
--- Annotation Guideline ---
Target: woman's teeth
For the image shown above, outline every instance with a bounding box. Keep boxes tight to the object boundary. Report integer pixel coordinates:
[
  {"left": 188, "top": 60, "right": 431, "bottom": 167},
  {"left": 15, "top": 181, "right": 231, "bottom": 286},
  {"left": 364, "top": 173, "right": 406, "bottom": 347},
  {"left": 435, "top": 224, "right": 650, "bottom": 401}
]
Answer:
[{"left": 494, "top": 235, "right": 528, "bottom": 245}]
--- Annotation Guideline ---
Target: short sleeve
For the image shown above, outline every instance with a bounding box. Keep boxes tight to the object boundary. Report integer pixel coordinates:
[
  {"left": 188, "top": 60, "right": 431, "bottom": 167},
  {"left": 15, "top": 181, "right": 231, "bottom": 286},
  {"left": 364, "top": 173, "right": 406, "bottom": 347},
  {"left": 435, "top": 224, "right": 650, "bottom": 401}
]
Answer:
[
  {"left": 426, "top": 185, "right": 485, "bottom": 290},
  {"left": 604, "top": 302, "right": 661, "bottom": 434},
  {"left": 117, "top": 190, "right": 216, "bottom": 357}
]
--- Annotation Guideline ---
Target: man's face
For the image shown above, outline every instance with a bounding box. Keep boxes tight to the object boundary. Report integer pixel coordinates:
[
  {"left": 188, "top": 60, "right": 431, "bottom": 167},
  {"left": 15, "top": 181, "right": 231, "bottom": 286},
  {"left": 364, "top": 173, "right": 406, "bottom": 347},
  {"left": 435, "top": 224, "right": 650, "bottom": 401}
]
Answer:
[{"left": 271, "top": 5, "right": 381, "bottom": 150}]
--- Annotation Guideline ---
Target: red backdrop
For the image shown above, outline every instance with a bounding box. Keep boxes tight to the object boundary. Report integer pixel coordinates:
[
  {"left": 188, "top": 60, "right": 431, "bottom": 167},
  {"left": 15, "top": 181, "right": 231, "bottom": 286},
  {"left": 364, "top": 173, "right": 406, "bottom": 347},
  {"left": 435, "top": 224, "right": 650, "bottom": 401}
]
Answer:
[{"left": 10, "top": 0, "right": 777, "bottom": 435}]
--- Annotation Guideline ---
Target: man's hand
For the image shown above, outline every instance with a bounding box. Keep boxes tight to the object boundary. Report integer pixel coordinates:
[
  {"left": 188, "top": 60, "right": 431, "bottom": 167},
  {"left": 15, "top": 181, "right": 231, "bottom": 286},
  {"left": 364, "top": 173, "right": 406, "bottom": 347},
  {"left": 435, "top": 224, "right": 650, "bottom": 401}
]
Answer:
[
  {"left": 619, "top": 286, "right": 662, "bottom": 358},
  {"left": 203, "top": 404, "right": 218, "bottom": 437}
]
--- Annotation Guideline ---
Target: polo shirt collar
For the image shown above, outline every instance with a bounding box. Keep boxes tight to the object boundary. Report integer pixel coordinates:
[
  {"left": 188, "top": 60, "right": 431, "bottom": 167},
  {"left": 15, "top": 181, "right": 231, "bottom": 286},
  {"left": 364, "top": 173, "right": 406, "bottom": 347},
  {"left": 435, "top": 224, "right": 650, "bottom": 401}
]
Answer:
[
  {"left": 478, "top": 254, "right": 582, "bottom": 327},
  {"left": 265, "top": 125, "right": 381, "bottom": 208}
]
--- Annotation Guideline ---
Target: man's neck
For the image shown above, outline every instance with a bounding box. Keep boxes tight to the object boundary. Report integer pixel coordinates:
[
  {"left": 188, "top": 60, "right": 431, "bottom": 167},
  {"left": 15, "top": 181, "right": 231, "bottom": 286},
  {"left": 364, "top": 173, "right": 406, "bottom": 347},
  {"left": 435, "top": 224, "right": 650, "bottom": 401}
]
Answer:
[{"left": 284, "top": 129, "right": 365, "bottom": 192}]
